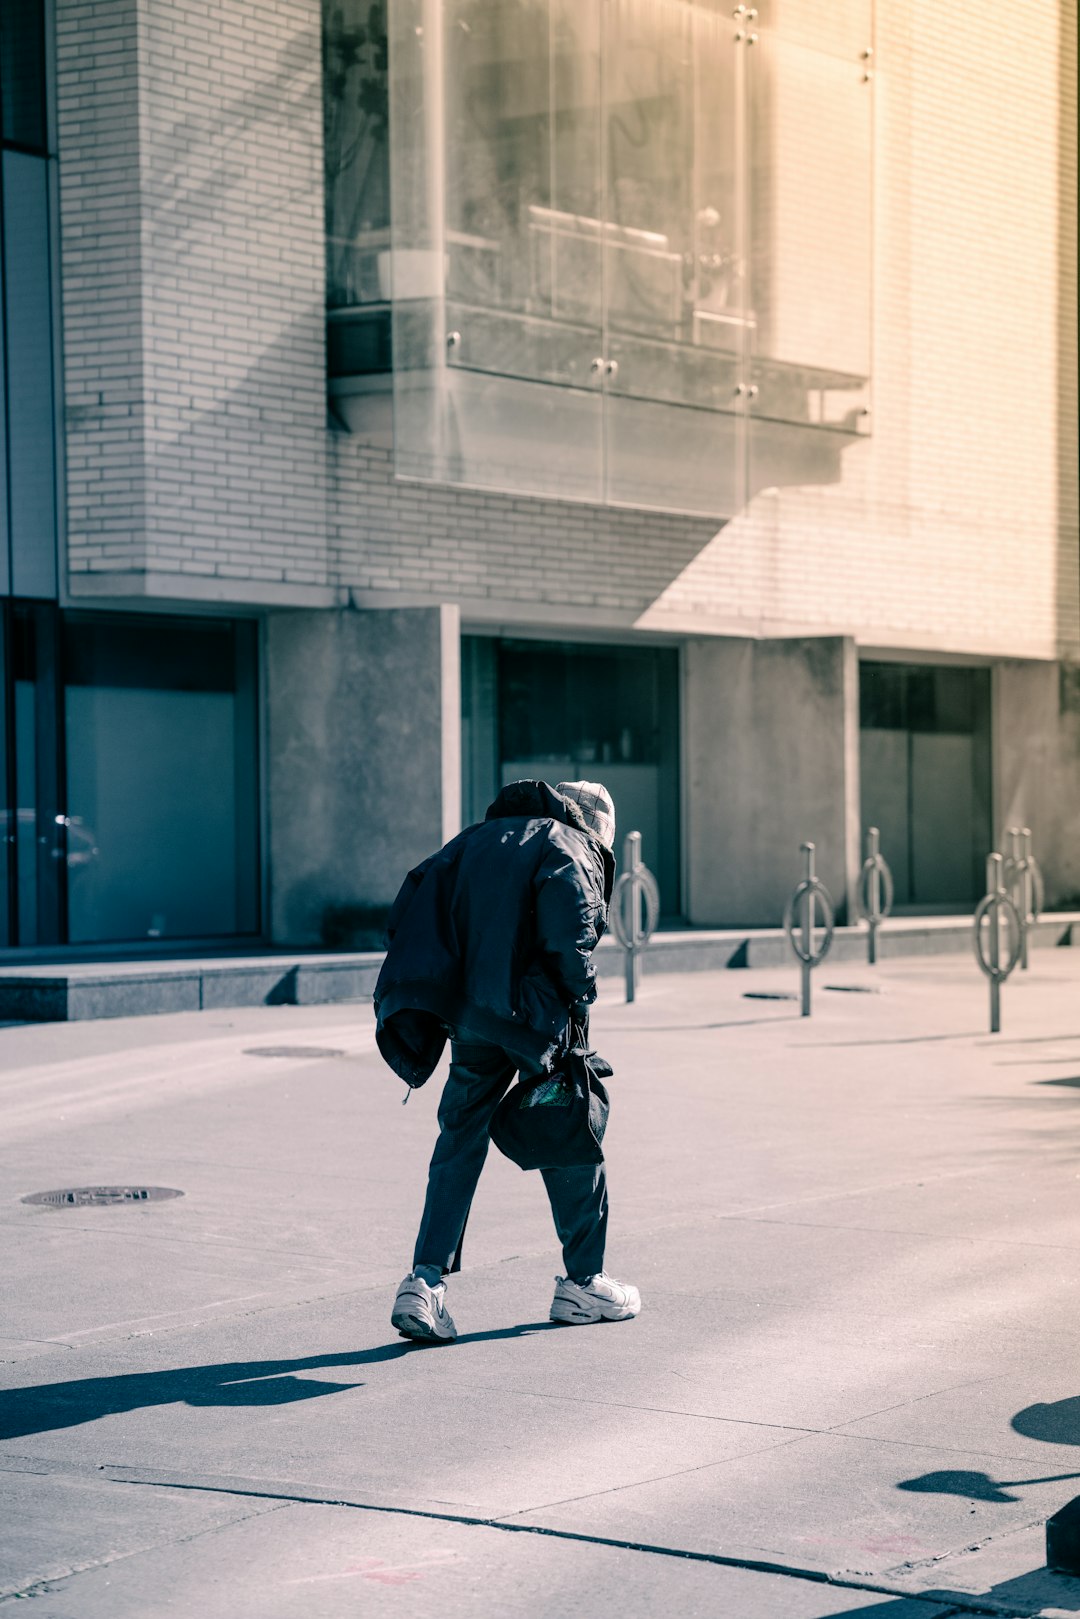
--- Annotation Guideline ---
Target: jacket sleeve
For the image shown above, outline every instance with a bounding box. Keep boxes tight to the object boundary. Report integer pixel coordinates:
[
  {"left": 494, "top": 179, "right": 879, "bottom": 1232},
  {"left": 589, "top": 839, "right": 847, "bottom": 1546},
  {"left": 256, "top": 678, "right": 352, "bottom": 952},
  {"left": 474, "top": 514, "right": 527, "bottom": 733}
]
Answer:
[
  {"left": 384, "top": 854, "right": 435, "bottom": 946},
  {"left": 534, "top": 848, "right": 604, "bottom": 1008}
]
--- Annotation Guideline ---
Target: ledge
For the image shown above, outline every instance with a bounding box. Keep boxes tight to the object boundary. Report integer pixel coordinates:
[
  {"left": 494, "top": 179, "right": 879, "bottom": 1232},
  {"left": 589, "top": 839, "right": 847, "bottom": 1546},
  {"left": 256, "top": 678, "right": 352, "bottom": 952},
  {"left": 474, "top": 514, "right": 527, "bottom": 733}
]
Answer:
[{"left": 1, "top": 917, "right": 1075, "bottom": 1022}]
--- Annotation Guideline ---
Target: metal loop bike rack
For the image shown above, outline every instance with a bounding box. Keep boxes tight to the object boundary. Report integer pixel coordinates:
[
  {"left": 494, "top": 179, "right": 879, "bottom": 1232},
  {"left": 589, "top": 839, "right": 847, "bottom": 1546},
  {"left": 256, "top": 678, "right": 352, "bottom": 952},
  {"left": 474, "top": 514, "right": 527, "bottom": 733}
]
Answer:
[
  {"left": 1002, "top": 826, "right": 1044, "bottom": 971},
  {"left": 783, "top": 842, "right": 835, "bottom": 1017},
  {"left": 974, "top": 852, "right": 1022, "bottom": 1033},
  {"left": 858, "top": 826, "right": 894, "bottom": 965},
  {"left": 610, "top": 831, "right": 660, "bottom": 1003}
]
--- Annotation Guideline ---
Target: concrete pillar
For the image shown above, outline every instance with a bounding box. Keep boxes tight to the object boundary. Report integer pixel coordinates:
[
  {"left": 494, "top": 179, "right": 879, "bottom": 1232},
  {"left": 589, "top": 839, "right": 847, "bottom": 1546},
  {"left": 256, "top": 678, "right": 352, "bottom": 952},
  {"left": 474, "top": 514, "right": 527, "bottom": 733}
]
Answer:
[
  {"left": 684, "top": 636, "right": 860, "bottom": 927},
  {"left": 995, "top": 659, "right": 1080, "bottom": 908},
  {"left": 267, "top": 605, "right": 461, "bottom": 945}
]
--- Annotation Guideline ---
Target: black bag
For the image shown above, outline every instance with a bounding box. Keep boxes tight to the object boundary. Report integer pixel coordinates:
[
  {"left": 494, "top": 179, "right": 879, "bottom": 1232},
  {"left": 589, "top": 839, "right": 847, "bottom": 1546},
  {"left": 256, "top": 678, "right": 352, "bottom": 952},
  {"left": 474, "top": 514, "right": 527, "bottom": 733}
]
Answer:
[{"left": 489, "top": 1030, "right": 611, "bottom": 1172}]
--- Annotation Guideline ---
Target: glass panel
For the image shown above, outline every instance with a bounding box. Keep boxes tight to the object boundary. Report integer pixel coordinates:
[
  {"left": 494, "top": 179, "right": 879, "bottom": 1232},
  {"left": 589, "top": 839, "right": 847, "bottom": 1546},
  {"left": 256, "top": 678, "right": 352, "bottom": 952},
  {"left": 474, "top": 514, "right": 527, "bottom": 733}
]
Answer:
[
  {"left": 389, "top": 0, "right": 604, "bottom": 499},
  {"left": 859, "top": 663, "right": 991, "bottom": 911},
  {"left": 1, "top": 0, "right": 48, "bottom": 151},
  {"left": 496, "top": 640, "right": 680, "bottom": 912},
  {"left": 64, "top": 619, "right": 260, "bottom": 944},
  {"left": 3, "top": 151, "right": 57, "bottom": 597},
  {"left": 602, "top": 0, "right": 744, "bottom": 514},
  {"left": 748, "top": 415, "right": 855, "bottom": 501},
  {"left": 747, "top": 32, "right": 871, "bottom": 430},
  {"left": 0, "top": 609, "right": 7, "bottom": 945},
  {"left": 0, "top": 235, "right": 8, "bottom": 593},
  {"left": 911, "top": 735, "right": 978, "bottom": 904},
  {"left": 606, "top": 394, "right": 743, "bottom": 516},
  {"left": 859, "top": 728, "right": 911, "bottom": 902},
  {"left": 755, "top": 0, "right": 873, "bottom": 62},
  {"left": 460, "top": 635, "right": 499, "bottom": 828},
  {"left": 324, "top": 0, "right": 390, "bottom": 309},
  {"left": 10, "top": 604, "right": 62, "bottom": 947}
]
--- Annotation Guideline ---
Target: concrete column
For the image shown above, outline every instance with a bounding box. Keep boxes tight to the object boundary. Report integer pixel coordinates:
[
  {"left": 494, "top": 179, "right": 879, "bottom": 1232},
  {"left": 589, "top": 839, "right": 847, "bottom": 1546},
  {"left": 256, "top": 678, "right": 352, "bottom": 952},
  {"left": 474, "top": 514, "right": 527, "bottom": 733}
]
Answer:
[
  {"left": 995, "top": 659, "right": 1080, "bottom": 908},
  {"left": 684, "top": 636, "right": 860, "bottom": 927},
  {"left": 267, "top": 605, "right": 461, "bottom": 945}
]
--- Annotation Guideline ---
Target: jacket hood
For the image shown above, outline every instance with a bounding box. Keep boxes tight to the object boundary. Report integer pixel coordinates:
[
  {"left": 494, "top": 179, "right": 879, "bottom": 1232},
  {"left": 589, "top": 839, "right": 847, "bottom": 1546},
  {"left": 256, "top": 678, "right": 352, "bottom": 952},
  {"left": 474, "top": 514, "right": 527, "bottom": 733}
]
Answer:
[{"left": 485, "top": 779, "right": 616, "bottom": 898}]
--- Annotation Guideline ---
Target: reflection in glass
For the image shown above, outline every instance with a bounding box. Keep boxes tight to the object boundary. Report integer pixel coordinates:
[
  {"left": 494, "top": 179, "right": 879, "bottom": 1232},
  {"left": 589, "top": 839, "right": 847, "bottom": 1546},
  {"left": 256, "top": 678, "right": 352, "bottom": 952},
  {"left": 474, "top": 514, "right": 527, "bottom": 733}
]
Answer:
[
  {"left": 496, "top": 639, "right": 681, "bottom": 913},
  {"left": 64, "top": 619, "right": 259, "bottom": 944},
  {"left": 747, "top": 30, "right": 872, "bottom": 429},
  {"left": 372, "top": 0, "right": 873, "bottom": 511},
  {"left": 859, "top": 663, "right": 992, "bottom": 909},
  {"left": 324, "top": 0, "right": 390, "bottom": 310}
]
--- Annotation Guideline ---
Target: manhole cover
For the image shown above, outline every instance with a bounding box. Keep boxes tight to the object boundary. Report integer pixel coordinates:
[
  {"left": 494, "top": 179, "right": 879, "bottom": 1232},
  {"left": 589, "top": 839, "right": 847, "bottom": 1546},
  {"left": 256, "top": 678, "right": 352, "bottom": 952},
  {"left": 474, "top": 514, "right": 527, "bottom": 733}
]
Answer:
[
  {"left": 244, "top": 1046, "right": 347, "bottom": 1059},
  {"left": 22, "top": 1186, "right": 184, "bottom": 1208}
]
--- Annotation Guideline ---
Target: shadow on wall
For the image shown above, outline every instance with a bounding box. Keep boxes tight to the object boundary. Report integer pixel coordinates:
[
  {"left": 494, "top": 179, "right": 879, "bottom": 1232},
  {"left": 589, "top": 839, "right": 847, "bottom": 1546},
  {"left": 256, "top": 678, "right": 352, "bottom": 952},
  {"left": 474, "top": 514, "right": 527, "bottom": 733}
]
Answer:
[{"left": 101, "top": 18, "right": 330, "bottom": 591}]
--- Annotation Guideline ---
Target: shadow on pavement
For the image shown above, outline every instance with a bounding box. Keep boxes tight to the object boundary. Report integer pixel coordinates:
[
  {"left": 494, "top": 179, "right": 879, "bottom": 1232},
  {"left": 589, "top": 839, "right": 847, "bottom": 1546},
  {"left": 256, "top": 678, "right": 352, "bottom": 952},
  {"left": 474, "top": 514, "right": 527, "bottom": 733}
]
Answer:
[
  {"left": 0, "top": 1321, "right": 560, "bottom": 1440},
  {"left": 865, "top": 1397, "right": 1080, "bottom": 1616},
  {"left": 824, "top": 1564, "right": 1080, "bottom": 1616}
]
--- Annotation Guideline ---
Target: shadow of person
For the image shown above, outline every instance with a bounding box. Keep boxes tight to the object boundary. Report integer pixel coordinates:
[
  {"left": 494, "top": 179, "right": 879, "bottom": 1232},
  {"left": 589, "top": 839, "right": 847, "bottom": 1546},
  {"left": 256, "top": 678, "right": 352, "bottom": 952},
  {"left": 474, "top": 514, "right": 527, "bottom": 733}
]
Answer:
[{"left": 0, "top": 1320, "right": 560, "bottom": 1442}]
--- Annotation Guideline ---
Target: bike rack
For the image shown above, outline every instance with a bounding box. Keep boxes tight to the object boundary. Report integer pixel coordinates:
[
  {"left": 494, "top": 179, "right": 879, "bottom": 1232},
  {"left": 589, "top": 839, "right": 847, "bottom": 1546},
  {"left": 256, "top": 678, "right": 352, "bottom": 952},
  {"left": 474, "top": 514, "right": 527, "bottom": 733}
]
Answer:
[
  {"left": 1002, "top": 826, "right": 1044, "bottom": 971},
  {"left": 783, "top": 842, "right": 835, "bottom": 1017},
  {"left": 858, "top": 826, "right": 894, "bottom": 965},
  {"left": 610, "top": 831, "right": 660, "bottom": 1004},
  {"left": 974, "top": 852, "right": 1022, "bottom": 1033}
]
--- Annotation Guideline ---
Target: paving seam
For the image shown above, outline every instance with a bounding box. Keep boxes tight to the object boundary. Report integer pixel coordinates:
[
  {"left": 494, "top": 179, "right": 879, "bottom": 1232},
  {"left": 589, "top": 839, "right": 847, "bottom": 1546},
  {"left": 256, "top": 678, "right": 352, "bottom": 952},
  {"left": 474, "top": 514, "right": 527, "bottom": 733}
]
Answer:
[
  {"left": 9, "top": 1464, "right": 1046, "bottom": 1619},
  {"left": 0, "top": 1493, "right": 288, "bottom": 1605}
]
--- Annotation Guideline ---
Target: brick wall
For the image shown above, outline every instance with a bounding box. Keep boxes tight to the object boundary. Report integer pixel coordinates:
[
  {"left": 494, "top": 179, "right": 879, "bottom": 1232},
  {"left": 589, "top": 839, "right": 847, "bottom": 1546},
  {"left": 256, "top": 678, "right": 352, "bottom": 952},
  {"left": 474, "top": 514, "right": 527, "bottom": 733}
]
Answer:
[
  {"left": 57, "top": 0, "right": 329, "bottom": 595},
  {"left": 56, "top": 0, "right": 149, "bottom": 574},
  {"left": 56, "top": 0, "right": 1077, "bottom": 655}
]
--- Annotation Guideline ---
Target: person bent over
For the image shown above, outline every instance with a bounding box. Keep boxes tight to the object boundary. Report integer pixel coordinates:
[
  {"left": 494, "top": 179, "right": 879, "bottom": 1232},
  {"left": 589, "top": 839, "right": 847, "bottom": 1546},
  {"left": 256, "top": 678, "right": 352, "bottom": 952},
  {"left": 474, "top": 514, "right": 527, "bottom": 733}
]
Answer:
[{"left": 373, "top": 778, "right": 640, "bottom": 1343}]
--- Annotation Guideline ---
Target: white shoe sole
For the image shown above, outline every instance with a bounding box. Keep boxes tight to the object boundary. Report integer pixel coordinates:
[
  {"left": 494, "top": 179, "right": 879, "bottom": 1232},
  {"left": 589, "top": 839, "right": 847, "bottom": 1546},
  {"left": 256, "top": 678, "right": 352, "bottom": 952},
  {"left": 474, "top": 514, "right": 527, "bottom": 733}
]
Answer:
[
  {"left": 391, "top": 1308, "right": 457, "bottom": 1343},
  {"left": 391, "top": 1289, "right": 457, "bottom": 1343},
  {"left": 550, "top": 1295, "right": 640, "bottom": 1325}
]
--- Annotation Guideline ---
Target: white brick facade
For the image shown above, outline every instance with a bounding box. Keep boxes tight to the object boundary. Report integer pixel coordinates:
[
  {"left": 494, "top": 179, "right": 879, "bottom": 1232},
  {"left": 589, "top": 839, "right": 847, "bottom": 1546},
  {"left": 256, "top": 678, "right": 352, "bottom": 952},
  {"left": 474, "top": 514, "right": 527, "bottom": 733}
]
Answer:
[
  {"left": 329, "top": 1, "right": 1079, "bottom": 663},
  {"left": 55, "top": 0, "right": 1077, "bottom": 661},
  {"left": 57, "top": 0, "right": 328, "bottom": 594}
]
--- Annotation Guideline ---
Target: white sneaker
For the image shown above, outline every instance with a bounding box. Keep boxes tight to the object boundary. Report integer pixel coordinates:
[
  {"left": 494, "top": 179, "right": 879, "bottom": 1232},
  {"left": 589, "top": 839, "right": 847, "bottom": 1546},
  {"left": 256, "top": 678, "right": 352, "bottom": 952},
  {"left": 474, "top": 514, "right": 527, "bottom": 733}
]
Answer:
[
  {"left": 391, "top": 1274, "right": 458, "bottom": 1343},
  {"left": 550, "top": 1272, "right": 641, "bottom": 1325}
]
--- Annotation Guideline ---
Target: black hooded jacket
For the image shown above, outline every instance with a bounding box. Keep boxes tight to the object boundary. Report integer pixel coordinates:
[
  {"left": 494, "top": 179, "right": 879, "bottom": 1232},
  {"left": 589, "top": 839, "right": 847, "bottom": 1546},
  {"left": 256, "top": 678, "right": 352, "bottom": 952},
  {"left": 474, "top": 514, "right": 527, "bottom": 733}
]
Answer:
[{"left": 374, "top": 780, "right": 615, "bottom": 1087}]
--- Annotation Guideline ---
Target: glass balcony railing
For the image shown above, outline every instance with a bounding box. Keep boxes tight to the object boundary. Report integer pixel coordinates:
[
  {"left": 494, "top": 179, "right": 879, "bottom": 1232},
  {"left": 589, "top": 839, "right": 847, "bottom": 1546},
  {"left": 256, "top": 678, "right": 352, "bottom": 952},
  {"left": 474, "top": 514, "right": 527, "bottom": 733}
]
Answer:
[{"left": 325, "top": 0, "right": 873, "bottom": 517}]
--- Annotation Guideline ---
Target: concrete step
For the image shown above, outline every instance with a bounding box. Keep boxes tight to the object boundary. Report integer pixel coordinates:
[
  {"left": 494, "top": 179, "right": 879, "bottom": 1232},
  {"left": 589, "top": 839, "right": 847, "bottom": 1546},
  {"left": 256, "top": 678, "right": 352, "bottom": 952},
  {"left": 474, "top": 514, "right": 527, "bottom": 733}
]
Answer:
[
  {"left": 601, "top": 913, "right": 1080, "bottom": 976},
  {"left": 0, "top": 913, "right": 1075, "bottom": 1022}
]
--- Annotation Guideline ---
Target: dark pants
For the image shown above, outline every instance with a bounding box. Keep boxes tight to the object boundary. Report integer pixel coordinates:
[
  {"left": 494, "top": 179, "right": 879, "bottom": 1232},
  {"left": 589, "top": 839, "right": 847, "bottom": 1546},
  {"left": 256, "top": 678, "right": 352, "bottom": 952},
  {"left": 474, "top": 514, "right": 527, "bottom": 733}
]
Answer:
[{"left": 412, "top": 1035, "right": 608, "bottom": 1282}]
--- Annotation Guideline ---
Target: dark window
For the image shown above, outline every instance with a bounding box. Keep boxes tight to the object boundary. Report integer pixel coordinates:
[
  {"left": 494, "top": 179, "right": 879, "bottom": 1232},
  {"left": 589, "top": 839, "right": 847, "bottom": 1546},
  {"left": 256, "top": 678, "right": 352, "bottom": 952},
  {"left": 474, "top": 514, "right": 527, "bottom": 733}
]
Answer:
[
  {"left": 859, "top": 661, "right": 991, "bottom": 909},
  {"left": 0, "top": 0, "right": 48, "bottom": 153},
  {"left": 463, "top": 635, "right": 681, "bottom": 916},
  {"left": 62, "top": 616, "right": 261, "bottom": 945}
]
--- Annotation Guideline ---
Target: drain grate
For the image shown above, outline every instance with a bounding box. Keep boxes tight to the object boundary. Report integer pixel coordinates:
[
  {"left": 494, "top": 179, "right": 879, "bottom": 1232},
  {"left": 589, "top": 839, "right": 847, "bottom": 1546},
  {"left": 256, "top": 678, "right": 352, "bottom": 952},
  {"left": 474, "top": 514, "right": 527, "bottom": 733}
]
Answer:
[
  {"left": 244, "top": 1045, "right": 347, "bottom": 1060},
  {"left": 823, "top": 984, "right": 883, "bottom": 995},
  {"left": 743, "top": 991, "right": 799, "bottom": 1002},
  {"left": 22, "top": 1186, "right": 184, "bottom": 1208}
]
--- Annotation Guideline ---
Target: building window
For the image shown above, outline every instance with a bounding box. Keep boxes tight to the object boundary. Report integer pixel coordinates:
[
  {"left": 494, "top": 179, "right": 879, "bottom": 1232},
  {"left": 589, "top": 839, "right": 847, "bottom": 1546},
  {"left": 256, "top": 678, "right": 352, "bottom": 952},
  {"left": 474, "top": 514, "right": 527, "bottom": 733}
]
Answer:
[
  {"left": 462, "top": 635, "right": 680, "bottom": 913},
  {"left": 0, "top": 0, "right": 48, "bottom": 155},
  {"left": 859, "top": 662, "right": 992, "bottom": 910},
  {"left": 62, "top": 616, "right": 261, "bottom": 945}
]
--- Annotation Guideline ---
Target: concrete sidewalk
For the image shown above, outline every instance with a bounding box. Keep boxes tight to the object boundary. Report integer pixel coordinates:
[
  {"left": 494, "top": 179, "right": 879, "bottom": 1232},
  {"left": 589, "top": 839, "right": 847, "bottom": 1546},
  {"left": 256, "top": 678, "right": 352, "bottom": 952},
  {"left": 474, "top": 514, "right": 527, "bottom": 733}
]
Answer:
[{"left": 3, "top": 954, "right": 1080, "bottom": 1616}]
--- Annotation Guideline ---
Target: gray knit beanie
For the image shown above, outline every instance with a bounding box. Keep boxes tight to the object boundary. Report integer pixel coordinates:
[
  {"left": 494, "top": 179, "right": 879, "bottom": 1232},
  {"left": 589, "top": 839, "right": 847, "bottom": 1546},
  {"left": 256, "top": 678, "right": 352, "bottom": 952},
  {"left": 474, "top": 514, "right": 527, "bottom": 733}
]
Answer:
[{"left": 556, "top": 780, "right": 616, "bottom": 852}]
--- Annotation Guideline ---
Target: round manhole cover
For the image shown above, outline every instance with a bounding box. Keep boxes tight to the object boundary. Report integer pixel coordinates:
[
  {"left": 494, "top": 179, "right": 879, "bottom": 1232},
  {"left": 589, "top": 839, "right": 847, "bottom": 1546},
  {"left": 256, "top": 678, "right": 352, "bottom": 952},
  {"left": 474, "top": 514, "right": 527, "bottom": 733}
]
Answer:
[
  {"left": 244, "top": 1046, "right": 347, "bottom": 1059},
  {"left": 22, "top": 1186, "right": 184, "bottom": 1208}
]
